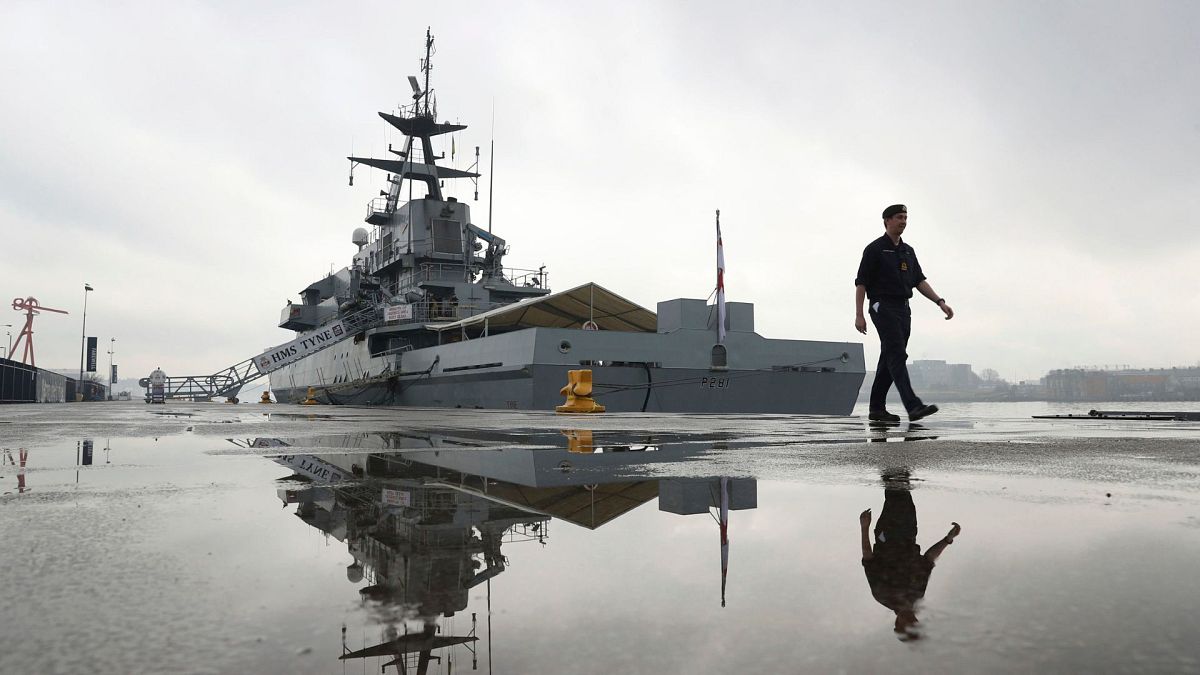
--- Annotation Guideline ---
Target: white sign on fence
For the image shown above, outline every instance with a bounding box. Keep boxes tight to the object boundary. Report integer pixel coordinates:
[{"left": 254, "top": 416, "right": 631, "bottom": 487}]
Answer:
[
  {"left": 254, "top": 320, "right": 348, "bottom": 374},
  {"left": 384, "top": 303, "right": 414, "bottom": 322}
]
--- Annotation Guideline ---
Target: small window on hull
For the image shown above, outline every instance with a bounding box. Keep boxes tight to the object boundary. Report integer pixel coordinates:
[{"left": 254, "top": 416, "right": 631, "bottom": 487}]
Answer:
[{"left": 711, "top": 344, "right": 728, "bottom": 370}]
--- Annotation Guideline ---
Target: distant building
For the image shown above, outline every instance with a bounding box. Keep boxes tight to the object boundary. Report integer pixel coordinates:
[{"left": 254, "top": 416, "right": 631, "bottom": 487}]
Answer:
[
  {"left": 1011, "top": 380, "right": 1046, "bottom": 399},
  {"left": 858, "top": 359, "right": 1014, "bottom": 402},
  {"left": 857, "top": 362, "right": 1200, "bottom": 403},
  {"left": 909, "top": 360, "right": 981, "bottom": 391},
  {"left": 1044, "top": 369, "right": 1109, "bottom": 401},
  {"left": 1045, "top": 367, "right": 1200, "bottom": 401},
  {"left": 1169, "top": 369, "right": 1200, "bottom": 397}
]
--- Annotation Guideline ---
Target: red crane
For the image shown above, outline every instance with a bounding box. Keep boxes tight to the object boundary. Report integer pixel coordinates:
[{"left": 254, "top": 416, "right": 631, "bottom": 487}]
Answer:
[{"left": 9, "top": 297, "right": 69, "bottom": 367}]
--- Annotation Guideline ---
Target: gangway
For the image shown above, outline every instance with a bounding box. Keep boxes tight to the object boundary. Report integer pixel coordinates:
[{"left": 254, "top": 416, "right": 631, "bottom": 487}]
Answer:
[
  {"left": 139, "top": 357, "right": 264, "bottom": 403},
  {"left": 139, "top": 305, "right": 384, "bottom": 402}
]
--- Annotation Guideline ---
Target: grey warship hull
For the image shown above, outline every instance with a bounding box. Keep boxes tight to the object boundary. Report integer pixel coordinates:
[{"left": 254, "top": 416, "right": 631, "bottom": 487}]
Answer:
[
  {"left": 268, "top": 316, "right": 864, "bottom": 414},
  {"left": 271, "top": 367, "right": 862, "bottom": 414}
]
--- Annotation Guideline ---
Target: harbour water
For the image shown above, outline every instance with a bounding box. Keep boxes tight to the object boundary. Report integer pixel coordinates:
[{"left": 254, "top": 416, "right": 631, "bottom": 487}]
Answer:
[{"left": 2, "top": 401, "right": 1199, "bottom": 673}]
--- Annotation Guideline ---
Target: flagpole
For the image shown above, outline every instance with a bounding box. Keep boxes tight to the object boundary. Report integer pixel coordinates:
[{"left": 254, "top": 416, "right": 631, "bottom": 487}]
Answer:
[
  {"left": 77, "top": 283, "right": 93, "bottom": 401},
  {"left": 716, "top": 210, "right": 726, "bottom": 345}
]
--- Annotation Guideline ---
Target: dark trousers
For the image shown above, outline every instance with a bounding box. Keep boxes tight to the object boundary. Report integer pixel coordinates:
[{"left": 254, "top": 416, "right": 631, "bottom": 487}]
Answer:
[{"left": 869, "top": 300, "right": 923, "bottom": 413}]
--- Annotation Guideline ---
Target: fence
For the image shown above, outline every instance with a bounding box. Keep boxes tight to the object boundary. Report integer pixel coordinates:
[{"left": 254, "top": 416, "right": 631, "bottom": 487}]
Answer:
[{"left": 0, "top": 358, "right": 36, "bottom": 403}]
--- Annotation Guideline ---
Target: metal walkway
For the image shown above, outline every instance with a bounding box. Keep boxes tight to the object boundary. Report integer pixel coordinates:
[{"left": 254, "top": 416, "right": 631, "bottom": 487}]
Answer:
[
  {"left": 140, "top": 305, "right": 384, "bottom": 402},
  {"left": 139, "top": 358, "right": 263, "bottom": 402}
]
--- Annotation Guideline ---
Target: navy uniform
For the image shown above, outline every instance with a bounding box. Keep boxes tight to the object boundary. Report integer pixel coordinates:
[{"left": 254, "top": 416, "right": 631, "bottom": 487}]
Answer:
[{"left": 855, "top": 214, "right": 928, "bottom": 416}]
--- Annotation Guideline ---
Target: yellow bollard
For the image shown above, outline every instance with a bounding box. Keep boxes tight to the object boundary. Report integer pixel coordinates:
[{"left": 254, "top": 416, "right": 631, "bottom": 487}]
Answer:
[
  {"left": 562, "top": 429, "right": 595, "bottom": 453},
  {"left": 260, "top": 391, "right": 273, "bottom": 404},
  {"left": 301, "top": 387, "right": 320, "bottom": 405},
  {"left": 556, "top": 369, "right": 605, "bottom": 413}
]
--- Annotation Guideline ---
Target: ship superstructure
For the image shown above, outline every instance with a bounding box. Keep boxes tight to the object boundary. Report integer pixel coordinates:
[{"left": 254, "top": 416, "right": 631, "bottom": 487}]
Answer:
[{"left": 275, "top": 29, "right": 545, "bottom": 354}]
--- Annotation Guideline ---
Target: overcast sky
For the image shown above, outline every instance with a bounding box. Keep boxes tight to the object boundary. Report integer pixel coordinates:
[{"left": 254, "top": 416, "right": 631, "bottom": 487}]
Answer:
[{"left": 2, "top": 1, "right": 1198, "bottom": 384}]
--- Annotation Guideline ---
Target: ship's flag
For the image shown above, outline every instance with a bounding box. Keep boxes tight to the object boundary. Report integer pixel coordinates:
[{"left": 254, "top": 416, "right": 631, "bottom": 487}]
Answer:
[{"left": 716, "top": 210, "right": 726, "bottom": 345}]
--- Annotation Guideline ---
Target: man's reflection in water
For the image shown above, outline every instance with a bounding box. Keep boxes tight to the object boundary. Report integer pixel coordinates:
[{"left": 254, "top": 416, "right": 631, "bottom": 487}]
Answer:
[{"left": 859, "top": 470, "right": 961, "bottom": 640}]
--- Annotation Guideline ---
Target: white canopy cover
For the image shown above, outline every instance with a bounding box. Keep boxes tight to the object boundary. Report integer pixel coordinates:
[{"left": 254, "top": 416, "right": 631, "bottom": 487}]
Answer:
[{"left": 428, "top": 282, "right": 657, "bottom": 334}]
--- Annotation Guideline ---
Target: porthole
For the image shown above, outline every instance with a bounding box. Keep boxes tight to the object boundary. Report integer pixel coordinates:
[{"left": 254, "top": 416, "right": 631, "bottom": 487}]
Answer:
[{"left": 558, "top": 340, "right": 572, "bottom": 353}]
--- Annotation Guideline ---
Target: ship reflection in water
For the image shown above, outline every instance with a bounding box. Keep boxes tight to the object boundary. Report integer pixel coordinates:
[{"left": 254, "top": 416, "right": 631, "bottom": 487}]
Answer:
[{"left": 247, "top": 431, "right": 756, "bottom": 674}]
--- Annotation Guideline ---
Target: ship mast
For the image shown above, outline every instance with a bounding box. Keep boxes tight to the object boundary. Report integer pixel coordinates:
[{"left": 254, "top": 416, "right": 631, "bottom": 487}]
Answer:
[
  {"left": 420, "top": 27, "right": 434, "bottom": 119},
  {"left": 347, "top": 29, "right": 477, "bottom": 204}
]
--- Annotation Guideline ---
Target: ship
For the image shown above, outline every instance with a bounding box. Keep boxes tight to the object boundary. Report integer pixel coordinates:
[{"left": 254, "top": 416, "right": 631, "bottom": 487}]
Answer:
[{"left": 260, "top": 29, "right": 865, "bottom": 413}]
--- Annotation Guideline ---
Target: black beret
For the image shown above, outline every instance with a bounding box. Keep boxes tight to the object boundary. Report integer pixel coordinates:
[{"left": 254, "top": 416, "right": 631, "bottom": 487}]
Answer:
[{"left": 882, "top": 204, "right": 907, "bottom": 220}]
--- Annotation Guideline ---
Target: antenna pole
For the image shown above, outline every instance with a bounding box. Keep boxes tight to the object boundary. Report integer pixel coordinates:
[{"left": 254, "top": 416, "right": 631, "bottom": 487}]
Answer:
[
  {"left": 488, "top": 104, "right": 495, "bottom": 233},
  {"left": 421, "top": 27, "right": 434, "bottom": 117},
  {"left": 488, "top": 139, "right": 495, "bottom": 233}
]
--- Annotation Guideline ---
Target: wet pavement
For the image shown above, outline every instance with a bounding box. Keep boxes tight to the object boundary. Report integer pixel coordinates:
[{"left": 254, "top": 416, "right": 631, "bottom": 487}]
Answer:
[{"left": 2, "top": 401, "right": 1199, "bottom": 674}]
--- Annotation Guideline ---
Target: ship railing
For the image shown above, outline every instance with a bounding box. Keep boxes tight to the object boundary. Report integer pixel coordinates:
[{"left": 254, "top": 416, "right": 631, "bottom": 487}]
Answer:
[
  {"left": 504, "top": 266, "right": 549, "bottom": 289},
  {"left": 419, "top": 262, "right": 472, "bottom": 284},
  {"left": 341, "top": 304, "right": 385, "bottom": 333},
  {"left": 380, "top": 263, "right": 550, "bottom": 295},
  {"left": 365, "top": 197, "right": 391, "bottom": 224},
  {"left": 385, "top": 263, "right": 471, "bottom": 292},
  {"left": 505, "top": 520, "right": 551, "bottom": 544},
  {"left": 375, "top": 344, "right": 414, "bottom": 357},
  {"left": 394, "top": 101, "right": 432, "bottom": 124},
  {"left": 368, "top": 245, "right": 404, "bottom": 276},
  {"left": 379, "top": 299, "right": 510, "bottom": 324}
]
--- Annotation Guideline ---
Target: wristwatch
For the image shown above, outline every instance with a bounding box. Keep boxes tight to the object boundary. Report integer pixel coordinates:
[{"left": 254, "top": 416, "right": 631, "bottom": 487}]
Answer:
[{"left": 935, "top": 298, "right": 946, "bottom": 306}]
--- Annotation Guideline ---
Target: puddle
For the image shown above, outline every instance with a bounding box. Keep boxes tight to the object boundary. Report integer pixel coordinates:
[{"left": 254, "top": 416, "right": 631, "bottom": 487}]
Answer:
[{"left": 2, "top": 403, "right": 1200, "bottom": 672}]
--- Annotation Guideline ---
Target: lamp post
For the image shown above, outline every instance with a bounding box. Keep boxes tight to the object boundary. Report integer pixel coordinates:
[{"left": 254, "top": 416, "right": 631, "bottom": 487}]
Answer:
[
  {"left": 107, "top": 337, "right": 115, "bottom": 401},
  {"left": 2, "top": 324, "right": 10, "bottom": 359},
  {"left": 77, "top": 283, "right": 93, "bottom": 401}
]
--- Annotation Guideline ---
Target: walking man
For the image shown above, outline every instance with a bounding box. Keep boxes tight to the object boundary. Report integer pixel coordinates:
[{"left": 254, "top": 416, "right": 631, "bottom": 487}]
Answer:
[{"left": 854, "top": 204, "right": 953, "bottom": 422}]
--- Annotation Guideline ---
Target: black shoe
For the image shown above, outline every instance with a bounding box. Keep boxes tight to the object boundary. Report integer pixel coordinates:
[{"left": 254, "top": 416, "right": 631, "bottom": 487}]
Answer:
[
  {"left": 908, "top": 404, "right": 939, "bottom": 422},
  {"left": 868, "top": 410, "right": 902, "bottom": 423}
]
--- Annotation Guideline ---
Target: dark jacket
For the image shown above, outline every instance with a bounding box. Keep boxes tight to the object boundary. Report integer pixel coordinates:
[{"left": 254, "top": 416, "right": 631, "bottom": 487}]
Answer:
[{"left": 855, "top": 234, "right": 926, "bottom": 301}]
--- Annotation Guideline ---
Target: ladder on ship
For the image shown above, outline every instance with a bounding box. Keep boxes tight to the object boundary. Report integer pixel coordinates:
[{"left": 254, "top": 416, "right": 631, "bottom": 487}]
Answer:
[{"left": 141, "top": 304, "right": 385, "bottom": 402}]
